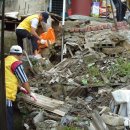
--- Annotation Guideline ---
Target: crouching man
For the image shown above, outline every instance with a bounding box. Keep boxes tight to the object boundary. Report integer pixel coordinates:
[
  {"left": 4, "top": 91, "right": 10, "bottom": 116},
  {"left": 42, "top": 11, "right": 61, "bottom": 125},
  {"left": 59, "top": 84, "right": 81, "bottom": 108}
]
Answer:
[{"left": 5, "top": 45, "right": 36, "bottom": 130}]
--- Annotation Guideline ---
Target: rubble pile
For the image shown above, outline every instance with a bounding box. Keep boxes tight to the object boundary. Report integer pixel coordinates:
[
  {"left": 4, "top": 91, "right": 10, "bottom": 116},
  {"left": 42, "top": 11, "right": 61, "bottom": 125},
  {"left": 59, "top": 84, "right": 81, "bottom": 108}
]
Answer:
[{"left": 18, "top": 19, "right": 130, "bottom": 130}]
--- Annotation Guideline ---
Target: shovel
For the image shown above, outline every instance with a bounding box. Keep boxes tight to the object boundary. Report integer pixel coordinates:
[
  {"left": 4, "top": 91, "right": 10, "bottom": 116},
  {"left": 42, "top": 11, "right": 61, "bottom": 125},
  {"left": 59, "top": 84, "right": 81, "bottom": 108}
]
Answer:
[{"left": 23, "top": 50, "right": 35, "bottom": 74}]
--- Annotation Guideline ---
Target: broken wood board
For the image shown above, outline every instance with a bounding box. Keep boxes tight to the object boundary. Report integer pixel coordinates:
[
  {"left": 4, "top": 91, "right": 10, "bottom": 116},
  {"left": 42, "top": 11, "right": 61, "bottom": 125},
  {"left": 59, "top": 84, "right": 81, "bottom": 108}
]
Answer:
[
  {"left": 68, "top": 86, "right": 88, "bottom": 97},
  {"left": 48, "top": 58, "right": 78, "bottom": 74},
  {"left": 18, "top": 93, "right": 66, "bottom": 116}
]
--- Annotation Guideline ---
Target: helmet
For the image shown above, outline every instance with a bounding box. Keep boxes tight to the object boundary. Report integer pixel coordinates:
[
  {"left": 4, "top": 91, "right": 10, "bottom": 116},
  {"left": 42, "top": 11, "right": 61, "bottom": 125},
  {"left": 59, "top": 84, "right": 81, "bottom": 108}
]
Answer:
[{"left": 10, "top": 45, "right": 23, "bottom": 54}]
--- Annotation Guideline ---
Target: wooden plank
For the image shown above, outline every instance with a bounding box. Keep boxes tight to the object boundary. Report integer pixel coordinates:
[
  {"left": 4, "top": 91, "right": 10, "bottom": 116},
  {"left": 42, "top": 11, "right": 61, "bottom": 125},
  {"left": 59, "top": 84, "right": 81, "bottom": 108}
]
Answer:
[
  {"left": 20, "top": 94, "right": 62, "bottom": 108},
  {"left": 34, "top": 93, "right": 64, "bottom": 105},
  {"left": 23, "top": 96, "right": 57, "bottom": 109},
  {"left": 18, "top": 93, "right": 66, "bottom": 116},
  {"left": 52, "top": 109, "right": 66, "bottom": 117}
]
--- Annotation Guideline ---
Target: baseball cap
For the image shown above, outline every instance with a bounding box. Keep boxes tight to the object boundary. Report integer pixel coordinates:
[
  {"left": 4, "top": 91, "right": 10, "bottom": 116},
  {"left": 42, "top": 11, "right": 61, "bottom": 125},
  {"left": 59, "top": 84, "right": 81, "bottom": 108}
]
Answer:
[
  {"left": 10, "top": 45, "right": 23, "bottom": 54},
  {"left": 41, "top": 12, "right": 49, "bottom": 23}
]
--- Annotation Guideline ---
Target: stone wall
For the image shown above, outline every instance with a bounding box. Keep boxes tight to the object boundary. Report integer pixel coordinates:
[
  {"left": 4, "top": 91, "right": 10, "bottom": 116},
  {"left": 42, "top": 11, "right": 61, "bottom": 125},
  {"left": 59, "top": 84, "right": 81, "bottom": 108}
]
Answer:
[{"left": 56, "top": 21, "right": 130, "bottom": 57}]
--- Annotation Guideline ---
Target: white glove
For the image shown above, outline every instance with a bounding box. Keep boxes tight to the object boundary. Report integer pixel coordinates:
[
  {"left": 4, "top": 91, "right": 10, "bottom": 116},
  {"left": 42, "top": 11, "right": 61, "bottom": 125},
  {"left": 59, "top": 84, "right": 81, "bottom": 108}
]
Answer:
[
  {"left": 20, "top": 87, "right": 29, "bottom": 94},
  {"left": 40, "top": 39, "right": 47, "bottom": 44},
  {"left": 29, "top": 92, "right": 37, "bottom": 101}
]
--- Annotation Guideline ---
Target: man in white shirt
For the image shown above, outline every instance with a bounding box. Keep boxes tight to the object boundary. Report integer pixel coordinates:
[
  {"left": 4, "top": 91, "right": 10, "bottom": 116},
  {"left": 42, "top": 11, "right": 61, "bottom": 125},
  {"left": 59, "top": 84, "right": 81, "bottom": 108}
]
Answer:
[{"left": 16, "top": 12, "right": 49, "bottom": 58}]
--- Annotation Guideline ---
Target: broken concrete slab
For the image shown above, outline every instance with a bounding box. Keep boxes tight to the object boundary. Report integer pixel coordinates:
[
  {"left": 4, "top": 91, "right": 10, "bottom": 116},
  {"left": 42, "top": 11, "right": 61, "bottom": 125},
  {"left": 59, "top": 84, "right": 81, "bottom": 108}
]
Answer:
[
  {"left": 107, "top": 125, "right": 124, "bottom": 130},
  {"left": 101, "top": 113, "right": 124, "bottom": 126},
  {"left": 102, "top": 47, "right": 125, "bottom": 56},
  {"left": 92, "top": 110, "right": 109, "bottom": 130},
  {"left": 36, "top": 120, "right": 58, "bottom": 130}
]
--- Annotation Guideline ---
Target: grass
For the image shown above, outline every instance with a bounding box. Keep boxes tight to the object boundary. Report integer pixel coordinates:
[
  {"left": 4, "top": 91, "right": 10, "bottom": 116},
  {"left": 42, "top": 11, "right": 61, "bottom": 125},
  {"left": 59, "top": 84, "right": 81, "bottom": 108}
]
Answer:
[{"left": 85, "top": 57, "right": 130, "bottom": 85}]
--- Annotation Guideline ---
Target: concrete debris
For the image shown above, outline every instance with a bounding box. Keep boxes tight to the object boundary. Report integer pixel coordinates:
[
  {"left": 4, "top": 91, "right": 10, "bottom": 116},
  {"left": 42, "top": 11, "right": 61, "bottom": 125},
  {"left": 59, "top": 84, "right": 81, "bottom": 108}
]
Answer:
[
  {"left": 33, "top": 112, "right": 44, "bottom": 125},
  {"left": 85, "top": 96, "right": 93, "bottom": 103},
  {"left": 24, "top": 123, "right": 30, "bottom": 130},
  {"left": 8, "top": 17, "right": 130, "bottom": 130},
  {"left": 68, "top": 15, "right": 90, "bottom": 21},
  {"left": 61, "top": 115, "right": 77, "bottom": 125},
  {"left": 99, "top": 106, "right": 111, "bottom": 115},
  {"left": 35, "top": 120, "right": 58, "bottom": 130},
  {"left": 101, "top": 113, "right": 124, "bottom": 127},
  {"left": 92, "top": 110, "right": 109, "bottom": 130}
]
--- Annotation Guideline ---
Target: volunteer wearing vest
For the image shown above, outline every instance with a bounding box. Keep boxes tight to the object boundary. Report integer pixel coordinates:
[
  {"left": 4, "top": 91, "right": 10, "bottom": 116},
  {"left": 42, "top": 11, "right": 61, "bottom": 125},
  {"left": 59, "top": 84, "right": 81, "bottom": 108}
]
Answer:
[
  {"left": 16, "top": 12, "right": 49, "bottom": 59},
  {"left": 5, "top": 45, "right": 36, "bottom": 130}
]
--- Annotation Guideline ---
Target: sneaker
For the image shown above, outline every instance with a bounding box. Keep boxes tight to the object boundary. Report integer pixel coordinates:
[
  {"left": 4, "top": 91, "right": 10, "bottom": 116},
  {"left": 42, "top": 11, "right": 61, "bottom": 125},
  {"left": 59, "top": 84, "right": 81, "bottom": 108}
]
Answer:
[{"left": 34, "top": 54, "right": 42, "bottom": 59}]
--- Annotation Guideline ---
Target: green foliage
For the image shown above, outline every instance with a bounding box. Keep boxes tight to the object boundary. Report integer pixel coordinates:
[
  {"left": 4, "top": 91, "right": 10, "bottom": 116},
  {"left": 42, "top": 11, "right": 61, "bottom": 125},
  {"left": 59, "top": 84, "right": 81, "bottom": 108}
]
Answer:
[
  {"left": 87, "top": 65, "right": 104, "bottom": 85},
  {"left": 115, "top": 58, "right": 130, "bottom": 76},
  {"left": 83, "top": 57, "right": 130, "bottom": 85},
  {"left": 103, "top": 57, "right": 130, "bottom": 79},
  {"left": 81, "top": 79, "right": 88, "bottom": 85},
  {"left": 87, "top": 66, "right": 100, "bottom": 77}
]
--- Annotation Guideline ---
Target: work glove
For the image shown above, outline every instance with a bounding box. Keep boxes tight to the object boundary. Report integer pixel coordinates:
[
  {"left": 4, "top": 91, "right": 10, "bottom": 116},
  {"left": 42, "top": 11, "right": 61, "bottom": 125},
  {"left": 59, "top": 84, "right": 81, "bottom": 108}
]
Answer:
[
  {"left": 20, "top": 87, "right": 29, "bottom": 94},
  {"left": 29, "top": 92, "right": 37, "bottom": 101},
  {"left": 40, "top": 39, "right": 47, "bottom": 44},
  {"left": 20, "top": 87, "right": 37, "bottom": 101}
]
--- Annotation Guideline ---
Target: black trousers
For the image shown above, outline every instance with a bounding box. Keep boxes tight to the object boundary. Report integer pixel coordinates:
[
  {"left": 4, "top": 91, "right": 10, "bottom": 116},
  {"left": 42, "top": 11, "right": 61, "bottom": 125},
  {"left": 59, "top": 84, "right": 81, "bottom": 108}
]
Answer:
[
  {"left": 16, "top": 29, "right": 38, "bottom": 52},
  {"left": 113, "top": 0, "right": 127, "bottom": 21},
  {"left": 7, "top": 106, "right": 13, "bottom": 130}
]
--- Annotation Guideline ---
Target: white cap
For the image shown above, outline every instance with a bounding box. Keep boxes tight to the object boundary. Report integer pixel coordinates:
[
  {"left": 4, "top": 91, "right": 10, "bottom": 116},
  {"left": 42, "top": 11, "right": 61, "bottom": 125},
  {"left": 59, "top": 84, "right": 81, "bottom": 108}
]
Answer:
[{"left": 10, "top": 45, "right": 23, "bottom": 54}]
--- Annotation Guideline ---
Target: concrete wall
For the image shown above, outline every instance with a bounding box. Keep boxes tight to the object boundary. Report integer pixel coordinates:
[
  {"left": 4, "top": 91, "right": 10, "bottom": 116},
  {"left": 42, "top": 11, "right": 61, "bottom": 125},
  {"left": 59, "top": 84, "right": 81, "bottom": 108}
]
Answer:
[
  {"left": 4, "top": 31, "right": 17, "bottom": 53},
  {"left": 0, "top": 0, "right": 48, "bottom": 15},
  {"left": 0, "top": 17, "right": 16, "bottom": 53},
  {"left": 0, "top": 30, "right": 17, "bottom": 53}
]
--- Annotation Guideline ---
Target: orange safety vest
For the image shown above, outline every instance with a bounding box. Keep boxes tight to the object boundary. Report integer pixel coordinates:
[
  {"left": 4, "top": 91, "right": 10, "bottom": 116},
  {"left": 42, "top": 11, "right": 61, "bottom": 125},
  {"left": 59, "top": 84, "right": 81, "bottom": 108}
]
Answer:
[
  {"left": 5, "top": 55, "right": 19, "bottom": 101},
  {"left": 17, "top": 14, "right": 39, "bottom": 32}
]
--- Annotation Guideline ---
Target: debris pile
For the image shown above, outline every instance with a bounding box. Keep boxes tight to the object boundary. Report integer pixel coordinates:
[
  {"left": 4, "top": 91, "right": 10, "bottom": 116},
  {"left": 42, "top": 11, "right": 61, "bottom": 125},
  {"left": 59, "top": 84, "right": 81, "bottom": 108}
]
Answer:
[{"left": 17, "top": 18, "right": 130, "bottom": 130}]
